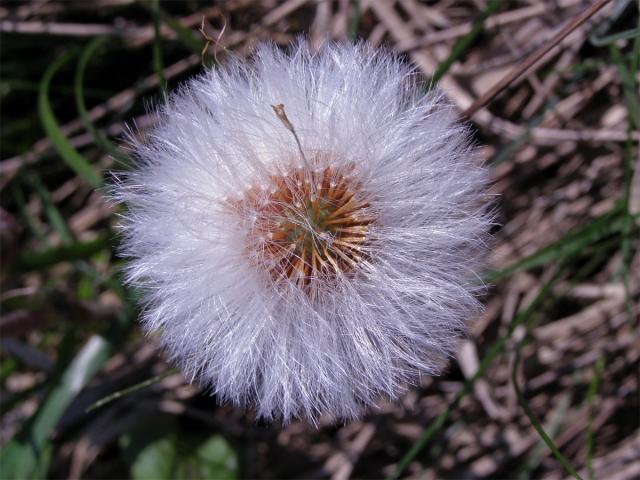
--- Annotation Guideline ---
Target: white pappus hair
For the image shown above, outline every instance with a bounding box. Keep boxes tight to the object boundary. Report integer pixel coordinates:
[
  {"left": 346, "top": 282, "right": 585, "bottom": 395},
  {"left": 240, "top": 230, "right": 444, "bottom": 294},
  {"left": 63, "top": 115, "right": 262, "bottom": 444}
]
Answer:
[{"left": 114, "top": 40, "right": 494, "bottom": 424}]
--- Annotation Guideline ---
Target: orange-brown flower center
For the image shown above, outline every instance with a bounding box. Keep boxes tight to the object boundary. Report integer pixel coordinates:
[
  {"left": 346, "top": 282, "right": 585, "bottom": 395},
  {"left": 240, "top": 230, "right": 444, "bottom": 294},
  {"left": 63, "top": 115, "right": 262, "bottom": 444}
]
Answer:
[{"left": 232, "top": 159, "right": 374, "bottom": 291}]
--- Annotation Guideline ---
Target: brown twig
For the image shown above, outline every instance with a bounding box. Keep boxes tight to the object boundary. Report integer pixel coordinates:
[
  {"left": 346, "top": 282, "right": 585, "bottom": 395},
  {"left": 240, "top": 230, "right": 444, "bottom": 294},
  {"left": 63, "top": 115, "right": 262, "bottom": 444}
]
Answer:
[
  {"left": 0, "top": 19, "right": 150, "bottom": 37},
  {"left": 461, "top": 0, "right": 613, "bottom": 121},
  {"left": 199, "top": 15, "right": 227, "bottom": 66},
  {"left": 396, "top": 0, "right": 584, "bottom": 52}
]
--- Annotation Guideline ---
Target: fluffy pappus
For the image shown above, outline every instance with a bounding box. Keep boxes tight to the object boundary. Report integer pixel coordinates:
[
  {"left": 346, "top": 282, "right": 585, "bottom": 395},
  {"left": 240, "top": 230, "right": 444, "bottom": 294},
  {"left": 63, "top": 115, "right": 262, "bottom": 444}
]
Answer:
[{"left": 113, "top": 40, "right": 494, "bottom": 424}]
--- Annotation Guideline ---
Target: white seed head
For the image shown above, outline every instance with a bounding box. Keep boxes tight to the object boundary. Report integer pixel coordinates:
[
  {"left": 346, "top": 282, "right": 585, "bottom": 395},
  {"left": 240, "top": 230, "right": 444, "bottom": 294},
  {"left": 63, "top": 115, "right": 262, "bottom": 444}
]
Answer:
[{"left": 113, "top": 40, "right": 494, "bottom": 424}]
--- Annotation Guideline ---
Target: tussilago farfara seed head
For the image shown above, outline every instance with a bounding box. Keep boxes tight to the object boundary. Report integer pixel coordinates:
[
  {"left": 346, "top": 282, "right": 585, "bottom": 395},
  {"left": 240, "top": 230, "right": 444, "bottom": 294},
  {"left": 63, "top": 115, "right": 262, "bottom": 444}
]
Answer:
[{"left": 113, "top": 40, "right": 494, "bottom": 423}]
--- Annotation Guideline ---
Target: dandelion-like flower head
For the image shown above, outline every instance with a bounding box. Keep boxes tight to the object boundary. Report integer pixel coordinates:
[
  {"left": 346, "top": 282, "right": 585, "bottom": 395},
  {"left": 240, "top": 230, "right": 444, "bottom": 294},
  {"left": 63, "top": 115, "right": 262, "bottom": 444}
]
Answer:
[
  {"left": 231, "top": 151, "right": 375, "bottom": 297},
  {"left": 115, "top": 41, "right": 493, "bottom": 423}
]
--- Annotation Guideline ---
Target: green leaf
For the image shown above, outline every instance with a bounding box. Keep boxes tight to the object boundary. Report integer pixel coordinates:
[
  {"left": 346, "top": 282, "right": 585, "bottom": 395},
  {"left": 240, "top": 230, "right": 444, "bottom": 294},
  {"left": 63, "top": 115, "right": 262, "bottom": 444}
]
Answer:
[
  {"left": 123, "top": 425, "right": 238, "bottom": 480},
  {"left": 39, "top": 50, "right": 103, "bottom": 188},
  {"left": 14, "top": 233, "right": 112, "bottom": 271},
  {"left": 0, "top": 335, "right": 113, "bottom": 479},
  {"left": 507, "top": 243, "right": 614, "bottom": 480},
  {"left": 155, "top": 6, "right": 204, "bottom": 55},
  {"left": 590, "top": 26, "right": 640, "bottom": 46},
  {"left": 10, "top": 182, "right": 49, "bottom": 245},
  {"left": 387, "top": 239, "right": 612, "bottom": 480},
  {"left": 512, "top": 339, "right": 582, "bottom": 479},
  {"left": 86, "top": 368, "right": 178, "bottom": 413},
  {"left": 427, "top": 0, "right": 500, "bottom": 88},
  {"left": 610, "top": 44, "right": 640, "bottom": 131},
  {"left": 386, "top": 273, "right": 562, "bottom": 480},
  {"left": 348, "top": 0, "right": 361, "bottom": 40},
  {"left": 28, "top": 173, "right": 74, "bottom": 245},
  {"left": 518, "top": 392, "right": 572, "bottom": 479},
  {"left": 74, "top": 37, "right": 130, "bottom": 164},
  {"left": 131, "top": 436, "right": 177, "bottom": 480},
  {"left": 0, "top": 289, "right": 130, "bottom": 480},
  {"left": 192, "top": 436, "right": 238, "bottom": 480},
  {"left": 619, "top": 119, "right": 637, "bottom": 321},
  {"left": 487, "top": 207, "right": 628, "bottom": 282}
]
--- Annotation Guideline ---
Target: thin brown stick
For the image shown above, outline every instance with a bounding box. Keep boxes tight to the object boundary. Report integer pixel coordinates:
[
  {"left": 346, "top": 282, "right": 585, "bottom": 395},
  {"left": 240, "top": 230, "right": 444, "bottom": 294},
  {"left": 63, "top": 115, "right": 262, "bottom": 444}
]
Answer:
[
  {"left": 0, "top": 19, "right": 150, "bottom": 37},
  {"left": 199, "top": 15, "right": 227, "bottom": 66},
  {"left": 396, "top": 0, "right": 584, "bottom": 52},
  {"left": 461, "top": 0, "right": 612, "bottom": 121}
]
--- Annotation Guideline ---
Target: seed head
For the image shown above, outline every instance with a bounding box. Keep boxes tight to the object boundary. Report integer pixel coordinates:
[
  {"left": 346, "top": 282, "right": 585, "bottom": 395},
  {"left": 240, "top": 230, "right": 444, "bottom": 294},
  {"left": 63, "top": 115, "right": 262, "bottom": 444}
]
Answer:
[
  {"left": 231, "top": 155, "right": 374, "bottom": 298},
  {"left": 114, "top": 40, "right": 494, "bottom": 423}
]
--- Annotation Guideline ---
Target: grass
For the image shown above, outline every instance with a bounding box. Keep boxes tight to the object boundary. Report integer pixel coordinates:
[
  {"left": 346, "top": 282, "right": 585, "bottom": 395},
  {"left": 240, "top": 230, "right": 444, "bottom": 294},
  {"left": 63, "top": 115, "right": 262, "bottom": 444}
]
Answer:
[{"left": 38, "top": 49, "right": 103, "bottom": 189}]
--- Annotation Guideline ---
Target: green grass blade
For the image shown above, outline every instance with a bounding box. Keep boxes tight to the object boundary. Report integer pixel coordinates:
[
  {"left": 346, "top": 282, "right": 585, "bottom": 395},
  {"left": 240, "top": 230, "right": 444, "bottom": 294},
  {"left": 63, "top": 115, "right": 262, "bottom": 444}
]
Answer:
[
  {"left": 388, "top": 233, "right": 617, "bottom": 480},
  {"left": 614, "top": 32, "right": 640, "bottom": 322},
  {"left": 590, "top": 26, "right": 640, "bottom": 46},
  {"left": 508, "top": 241, "right": 615, "bottom": 480},
  {"left": 487, "top": 207, "right": 628, "bottom": 282},
  {"left": 490, "top": 96, "right": 560, "bottom": 164},
  {"left": 632, "top": 25, "right": 640, "bottom": 78},
  {"left": 39, "top": 50, "right": 103, "bottom": 189},
  {"left": 74, "top": 37, "right": 129, "bottom": 164},
  {"left": 10, "top": 183, "right": 49, "bottom": 245},
  {"left": 15, "top": 234, "right": 112, "bottom": 271},
  {"left": 518, "top": 392, "right": 572, "bottom": 479},
  {"left": 586, "top": 357, "right": 604, "bottom": 480},
  {"left": 30, "top": 335, "right": 112, "bottom": 446},
  {"left": 386, "top": 273, "right": 561, "bottom": 480},
  {"left": 0, "top": 335, "right": 113, "bottom": 479},
  {"left": 28, "top": 173, "right": 74, "bottom": 245},
  {"left": 610, "top": 44, "right": 640, "bottom": 131},
  {"left": 0, "top": 271, "right": 133, "bottom": 479},
  {"left": 86, "top": 368, "right": 179, "bottom": 413},
  {"left": 155, "top": 6, "right": 203, "bottom": 55},
  {"left": 427, "top": 0, "right": 500, "bottom": 88},
  {"left": 511, "top": 342, "right": 582, "bottom": 480},
  {"left": 348, "top": 0, "right": 361, "bottom": 40}
]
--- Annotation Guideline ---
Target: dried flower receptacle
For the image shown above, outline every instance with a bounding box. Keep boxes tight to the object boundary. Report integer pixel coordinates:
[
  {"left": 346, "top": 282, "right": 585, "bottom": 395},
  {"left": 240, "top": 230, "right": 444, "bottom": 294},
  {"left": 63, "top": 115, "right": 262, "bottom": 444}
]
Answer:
[{"left": 231, "top": 157, "right": 375, "bottom": 295}]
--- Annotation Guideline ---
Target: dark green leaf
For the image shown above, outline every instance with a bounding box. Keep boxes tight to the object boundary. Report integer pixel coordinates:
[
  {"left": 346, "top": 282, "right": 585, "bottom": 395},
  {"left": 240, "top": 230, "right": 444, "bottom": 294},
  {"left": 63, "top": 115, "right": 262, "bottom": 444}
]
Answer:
[
  {"left": 39, "top": 50, "right": 103, "bottom": 188},
  {"left": 0, "top": 336, "right": 113, "bottom": 479},
  {"left": 15, "top": 234, "right": 113, "bottom": 271}
]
